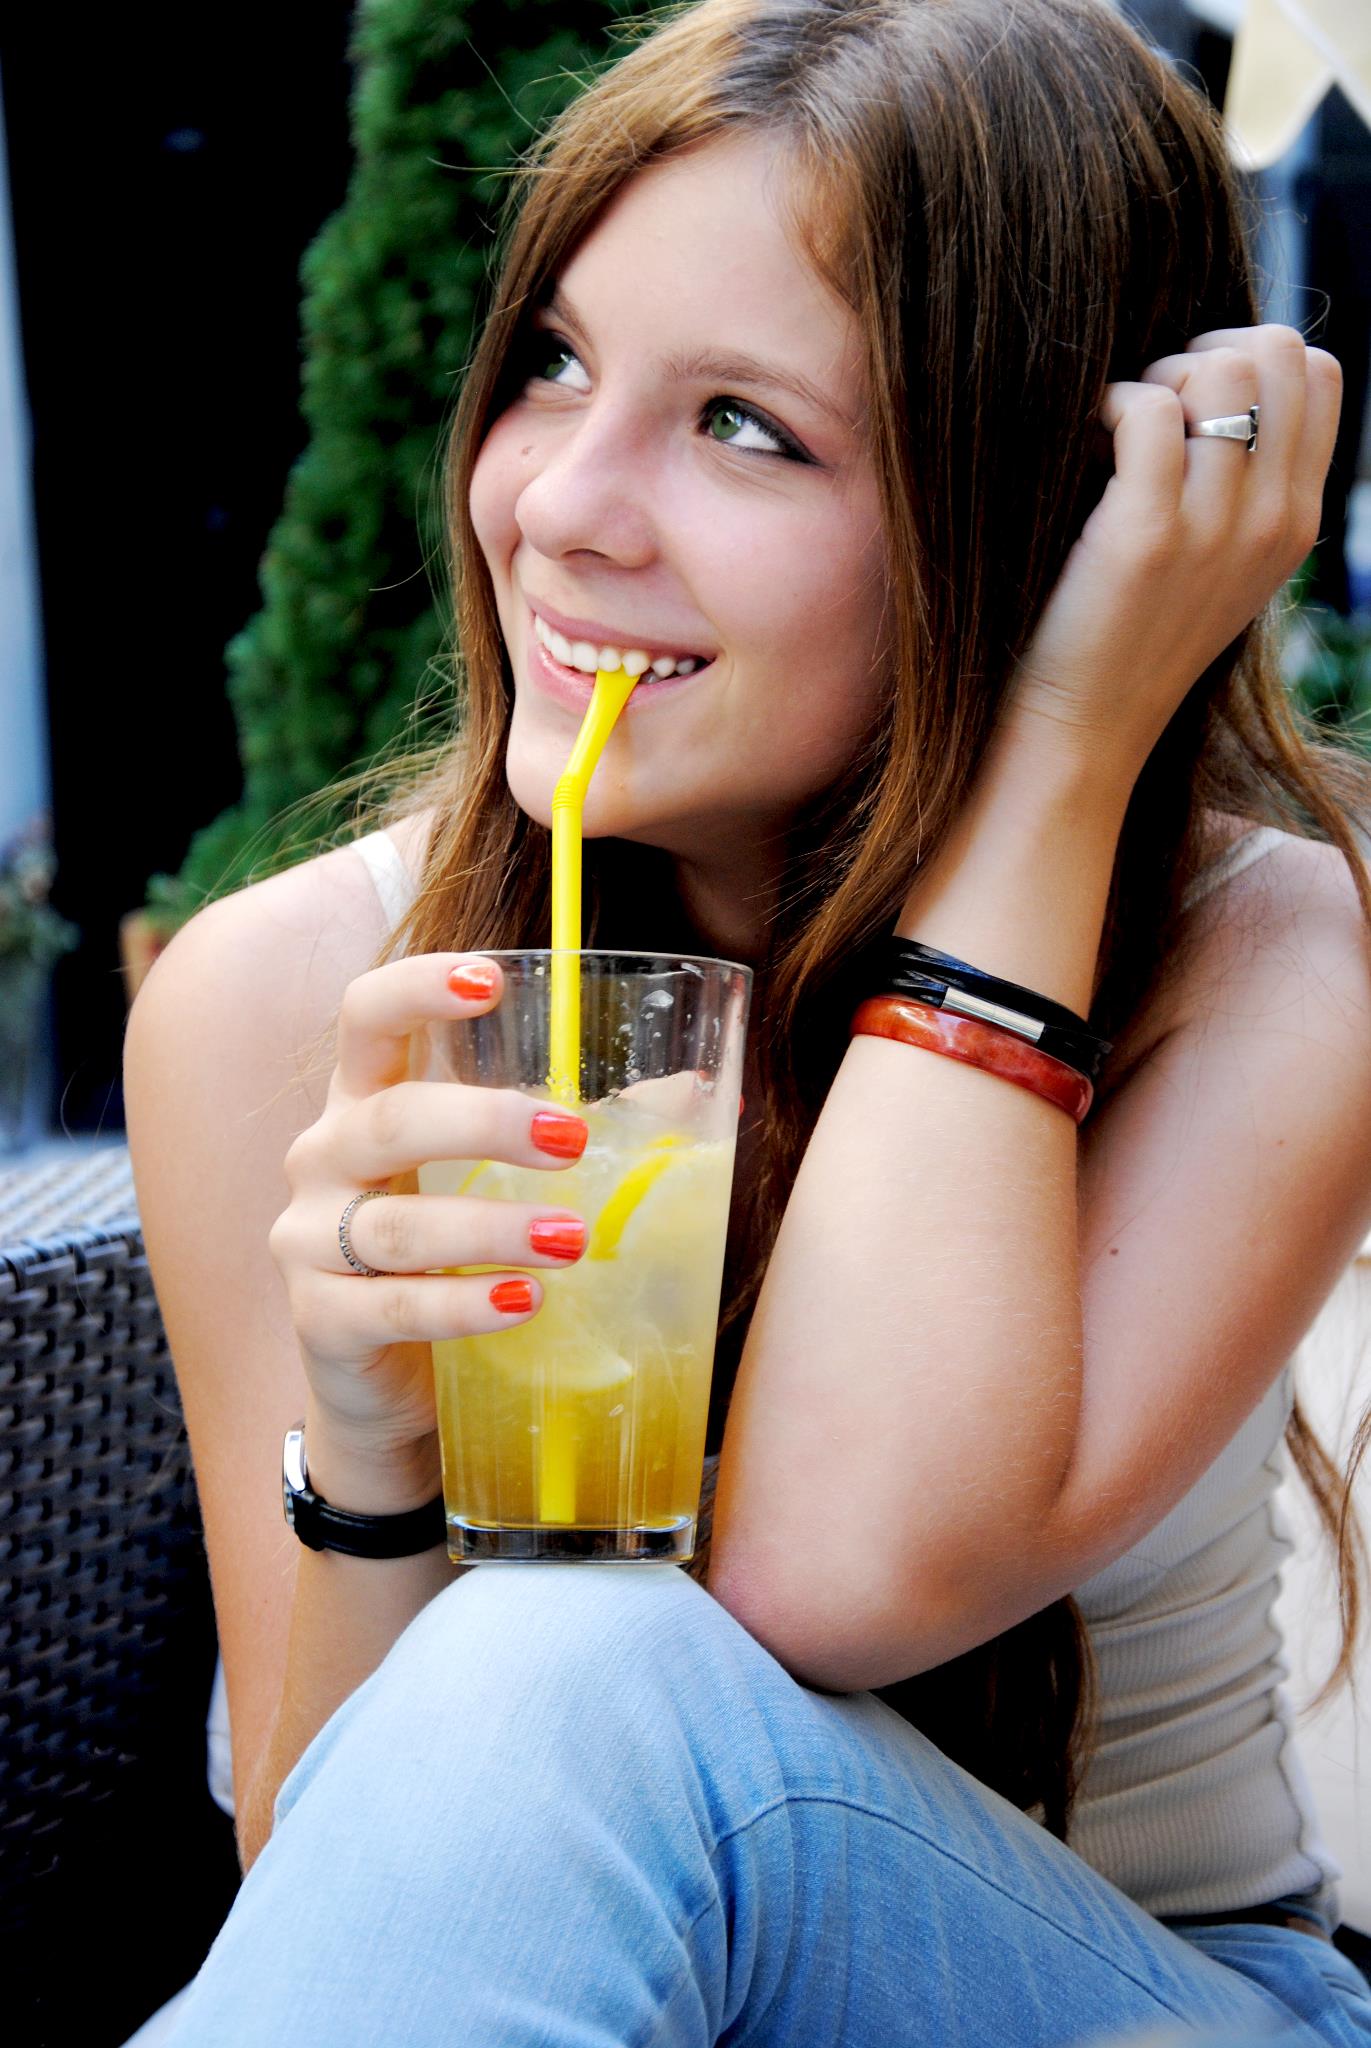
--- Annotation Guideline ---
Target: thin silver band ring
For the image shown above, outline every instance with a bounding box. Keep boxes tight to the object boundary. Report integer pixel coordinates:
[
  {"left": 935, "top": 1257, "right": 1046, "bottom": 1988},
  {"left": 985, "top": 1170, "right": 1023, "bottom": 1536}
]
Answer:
[
  {"left": 1188, "top": 405, "right": 1259, "bottom": 452},
  {"left": 339, "top": 1187, "right": 393, "bottom": 1276}
]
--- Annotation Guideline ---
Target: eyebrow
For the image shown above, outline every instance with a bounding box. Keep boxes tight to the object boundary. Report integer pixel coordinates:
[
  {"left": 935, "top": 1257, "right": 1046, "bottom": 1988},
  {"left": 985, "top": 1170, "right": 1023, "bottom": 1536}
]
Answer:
[{"left": 540, "top": 286, "right": 858, "bottom": 434}]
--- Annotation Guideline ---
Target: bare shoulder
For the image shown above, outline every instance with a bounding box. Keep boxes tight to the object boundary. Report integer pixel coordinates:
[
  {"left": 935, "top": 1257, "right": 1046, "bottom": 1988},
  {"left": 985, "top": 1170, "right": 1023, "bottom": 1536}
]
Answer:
[
  {"left": 1168, "top": 820, "right": 1368, "bottom": 1038},
  {"left": 1105, "top": 815, "right": 1368, "bottom": 1079},
  {"left": 141, "top": 814, "right": 432, "bottom": 1117}
]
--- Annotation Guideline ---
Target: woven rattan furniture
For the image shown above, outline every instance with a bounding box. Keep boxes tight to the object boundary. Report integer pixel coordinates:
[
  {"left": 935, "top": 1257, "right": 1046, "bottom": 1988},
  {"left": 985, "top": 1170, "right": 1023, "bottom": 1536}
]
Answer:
[{"left": 0, "top": 1144, "right": 240, "bottom": 2048}]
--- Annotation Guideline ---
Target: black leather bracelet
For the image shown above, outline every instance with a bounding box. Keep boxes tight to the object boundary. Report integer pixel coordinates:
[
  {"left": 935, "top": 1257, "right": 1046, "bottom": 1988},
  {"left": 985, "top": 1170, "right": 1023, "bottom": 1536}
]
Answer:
[
  {"left": 282, "top": 1424, "right": 448, "bottom": 1559},
  {"left": 858, "top": 938, "right": 1113, "bottom": 1083}
]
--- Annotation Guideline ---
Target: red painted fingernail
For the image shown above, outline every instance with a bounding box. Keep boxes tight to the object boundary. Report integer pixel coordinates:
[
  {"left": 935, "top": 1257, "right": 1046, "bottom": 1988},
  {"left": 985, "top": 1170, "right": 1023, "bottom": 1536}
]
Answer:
[
  {"left": 448, "top": 963, "right": 497, "bottom": 1000},
  {"left": 490, "top": 1278, "right": 535, "bottom": 1314},
  {"left": 528, "top": 1216, "right": 586, "bottom": 1260},
  {"left": 530, "top": 1110, "right": 589, "bottom": 1158}
]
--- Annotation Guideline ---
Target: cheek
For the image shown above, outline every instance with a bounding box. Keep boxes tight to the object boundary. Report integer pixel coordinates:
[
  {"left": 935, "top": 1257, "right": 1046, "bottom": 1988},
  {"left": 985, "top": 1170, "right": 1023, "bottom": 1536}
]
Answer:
[{"left": 828, "top": 520, "right": 892, "bottom": 679}]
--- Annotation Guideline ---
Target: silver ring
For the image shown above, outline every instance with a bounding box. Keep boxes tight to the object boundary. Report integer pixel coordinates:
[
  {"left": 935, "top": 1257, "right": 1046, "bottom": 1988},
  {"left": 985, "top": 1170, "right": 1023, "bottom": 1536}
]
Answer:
[
  {"left": 339, "top": 1187, "right": 392, "bottom": 1276},
  {"left": 1188, "top": 405, "right": 1259, "bottom": 452}
]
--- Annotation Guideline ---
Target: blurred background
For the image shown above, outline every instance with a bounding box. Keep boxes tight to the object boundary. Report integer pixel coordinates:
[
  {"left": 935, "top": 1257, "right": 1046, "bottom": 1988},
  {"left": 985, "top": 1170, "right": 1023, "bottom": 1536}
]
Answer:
[{"left": 0, "top": 0, "right": 1368, "bottom": 1167}]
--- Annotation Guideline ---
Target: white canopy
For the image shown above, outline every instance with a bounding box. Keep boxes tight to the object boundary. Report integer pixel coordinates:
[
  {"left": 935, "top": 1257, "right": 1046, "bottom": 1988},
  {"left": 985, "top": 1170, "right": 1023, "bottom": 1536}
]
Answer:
[{"left": 1202, "top": 0, "right": 1370, "bottom": 168}]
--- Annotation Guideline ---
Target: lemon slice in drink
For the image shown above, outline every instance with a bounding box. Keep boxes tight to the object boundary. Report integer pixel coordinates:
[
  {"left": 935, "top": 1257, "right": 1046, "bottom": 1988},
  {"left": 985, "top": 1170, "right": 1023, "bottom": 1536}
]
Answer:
[
  {"left": 587, "top": 1134, "right": 688, "bottom": 1260},
  {"left": 590, "top": 1133, "right": 733, "bottom": 1265}
]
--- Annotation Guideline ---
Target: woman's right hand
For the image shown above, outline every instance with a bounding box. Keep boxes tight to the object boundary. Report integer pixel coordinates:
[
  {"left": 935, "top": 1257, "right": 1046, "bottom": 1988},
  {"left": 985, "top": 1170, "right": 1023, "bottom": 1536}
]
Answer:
[{"left": 268, "top": 953, "right": 590, "bottom": 1464}]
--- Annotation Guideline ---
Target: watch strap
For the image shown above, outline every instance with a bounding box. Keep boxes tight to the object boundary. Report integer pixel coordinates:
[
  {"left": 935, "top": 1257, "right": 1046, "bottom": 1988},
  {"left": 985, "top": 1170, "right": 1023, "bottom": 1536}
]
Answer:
[{"left": 283, "top": 1423, "right": 447, "bottom": 1558}]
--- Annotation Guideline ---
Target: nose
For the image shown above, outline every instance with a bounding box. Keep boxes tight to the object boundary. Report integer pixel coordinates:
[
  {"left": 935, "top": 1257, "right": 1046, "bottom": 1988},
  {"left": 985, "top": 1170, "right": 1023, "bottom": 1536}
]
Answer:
[{"left": 514, "top": 398, "right": 659, "bottom": 569}]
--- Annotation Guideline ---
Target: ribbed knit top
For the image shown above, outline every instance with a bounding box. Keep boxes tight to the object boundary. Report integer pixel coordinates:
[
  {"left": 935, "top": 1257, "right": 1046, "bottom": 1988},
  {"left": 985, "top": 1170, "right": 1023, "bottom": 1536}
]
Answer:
[{"left": 208, "top": 819, "right": 1338, "bottom": 1927}]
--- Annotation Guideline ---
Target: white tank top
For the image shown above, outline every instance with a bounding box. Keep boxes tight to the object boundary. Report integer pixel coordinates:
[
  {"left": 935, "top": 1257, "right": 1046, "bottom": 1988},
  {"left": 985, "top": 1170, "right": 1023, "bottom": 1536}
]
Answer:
[
  {"left": 209, "top": 821, "right": 1340, "bottom": 1925},
  {"left": 351, "top": 824, "right": 420, "bottom": 942}
]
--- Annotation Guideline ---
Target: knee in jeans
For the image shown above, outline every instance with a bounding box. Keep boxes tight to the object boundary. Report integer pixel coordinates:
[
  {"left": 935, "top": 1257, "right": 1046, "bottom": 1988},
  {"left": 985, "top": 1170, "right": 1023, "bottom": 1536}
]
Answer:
[
  {"left": 271, "top": 1568, "right": 746, "bottom": 1839},
  {"left": 391, "top": 1559, "right": 728, "bottom": 1705}
]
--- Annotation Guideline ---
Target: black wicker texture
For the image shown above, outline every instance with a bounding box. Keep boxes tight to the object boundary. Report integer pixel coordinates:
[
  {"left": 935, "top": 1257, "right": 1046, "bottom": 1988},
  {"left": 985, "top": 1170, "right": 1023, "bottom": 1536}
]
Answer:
[{"left": 1, "top": 1150, "right": 240, "bottom": 2046}]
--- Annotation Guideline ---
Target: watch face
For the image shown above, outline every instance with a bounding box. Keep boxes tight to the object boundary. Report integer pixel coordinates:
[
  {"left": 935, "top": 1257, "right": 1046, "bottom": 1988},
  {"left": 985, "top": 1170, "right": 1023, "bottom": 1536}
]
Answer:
[{"left": 282, "top": 1425, "right": 308, "bottom": 1533}]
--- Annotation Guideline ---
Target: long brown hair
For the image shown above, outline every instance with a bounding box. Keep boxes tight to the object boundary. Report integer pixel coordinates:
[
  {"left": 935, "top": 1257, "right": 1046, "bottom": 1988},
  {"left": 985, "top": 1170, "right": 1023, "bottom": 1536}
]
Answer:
[{"left": 302, "top": 0, "right": 1370, "bottom": 1840}]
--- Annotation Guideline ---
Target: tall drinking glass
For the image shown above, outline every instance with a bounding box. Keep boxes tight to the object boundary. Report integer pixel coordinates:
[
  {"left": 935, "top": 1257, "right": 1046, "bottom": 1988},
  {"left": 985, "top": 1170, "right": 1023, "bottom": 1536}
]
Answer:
[{"left": 411, "top": 950, "right": 751, "bottom": 1564}]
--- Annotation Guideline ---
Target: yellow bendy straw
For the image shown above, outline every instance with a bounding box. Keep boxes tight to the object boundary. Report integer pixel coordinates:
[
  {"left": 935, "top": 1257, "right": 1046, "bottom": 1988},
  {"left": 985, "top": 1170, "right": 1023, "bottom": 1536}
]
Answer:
[
  {"left": 540, "top": 663, "right": 640, "bottom": 1526},
  {"left": 548, "top": 665, "right": 640, "bottom": 1104}
]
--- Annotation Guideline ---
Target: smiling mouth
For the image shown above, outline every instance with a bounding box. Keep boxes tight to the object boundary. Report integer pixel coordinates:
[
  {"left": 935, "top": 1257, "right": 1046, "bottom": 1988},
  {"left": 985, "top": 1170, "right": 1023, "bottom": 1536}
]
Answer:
[
  {"left": 530, "top": 607, "right": 717, "bottom": 681},
  {"left": 530, "top": 638, "right": 716, "bottom": 708}
]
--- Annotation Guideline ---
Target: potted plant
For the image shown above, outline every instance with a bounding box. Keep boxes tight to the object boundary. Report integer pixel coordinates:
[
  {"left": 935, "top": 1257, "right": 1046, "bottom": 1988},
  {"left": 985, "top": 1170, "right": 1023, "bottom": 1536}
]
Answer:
[{"left": 0, "top": 812, "right": 80, "bottom": 1154}]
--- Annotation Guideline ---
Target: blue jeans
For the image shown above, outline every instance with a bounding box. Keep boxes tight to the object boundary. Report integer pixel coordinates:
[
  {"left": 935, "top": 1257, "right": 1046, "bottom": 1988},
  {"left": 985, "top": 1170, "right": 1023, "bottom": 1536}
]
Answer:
[{"left": 165, "top": 1561, "right": 1371, "bottom": 2046}]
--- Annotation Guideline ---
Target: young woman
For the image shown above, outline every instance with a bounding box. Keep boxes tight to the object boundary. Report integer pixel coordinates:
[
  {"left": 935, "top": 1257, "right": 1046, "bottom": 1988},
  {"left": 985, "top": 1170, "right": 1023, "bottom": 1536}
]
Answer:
[{"left": 125, "top": 0, "right": 1371, "bottom": 2040}]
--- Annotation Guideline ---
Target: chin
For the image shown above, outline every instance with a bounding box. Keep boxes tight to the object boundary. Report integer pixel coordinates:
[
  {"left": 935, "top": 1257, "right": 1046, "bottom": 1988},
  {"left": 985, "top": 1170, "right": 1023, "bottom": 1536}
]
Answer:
[{"left": 504, "top": 745, "right": 631, "bottom": 840}]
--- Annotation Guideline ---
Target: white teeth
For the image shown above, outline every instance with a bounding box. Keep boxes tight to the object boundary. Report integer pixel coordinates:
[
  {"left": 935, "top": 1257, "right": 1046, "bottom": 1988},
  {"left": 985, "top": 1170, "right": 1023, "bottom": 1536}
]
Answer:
[{"left": 535, "top": 611, "right": 708, "bottom": 680}]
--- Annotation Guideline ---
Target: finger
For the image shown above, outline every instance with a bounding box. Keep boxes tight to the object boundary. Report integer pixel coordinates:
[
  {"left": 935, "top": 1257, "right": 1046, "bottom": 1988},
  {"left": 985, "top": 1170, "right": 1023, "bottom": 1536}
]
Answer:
[
  {"left": 1180, "top": 322, "right": 1306, "bottom": 361},
  {"left": 1139, "top": 344, "right": 1262, "bottom": 534},
  {"left": 299, "top": 1192, "right": 588, "bottom": 1280},
  {"left": 330, "top": 1081, "right": 589, "bottom": 1184},
  {"left": 1189, "top": 327, "right": 1339, "bottom": 576},
  {"left": 333, "top": 954, "right": 505, "bottom": 1098},
  {"left": 1096, "top": 381, "right": 1186, "bottom": 541},
  {"left": 292, "top": 1265, "right": 546, "bottom": 1362},
  {"left": 1185, "top": 324, "right": 1306, "bottom": 490}
]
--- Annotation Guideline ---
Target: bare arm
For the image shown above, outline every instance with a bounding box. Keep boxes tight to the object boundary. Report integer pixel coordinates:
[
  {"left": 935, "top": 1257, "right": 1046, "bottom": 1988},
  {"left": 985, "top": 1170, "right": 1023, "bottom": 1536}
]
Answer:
[
  {"left": 707, "top": 729, "right": 1124, "bottom": 1683},
  {"left": 123, "top": 869, "right": 453, "bottom": 1873},
  {"left": 124, "top": 859, "right": 578, "bottom": 1872}
]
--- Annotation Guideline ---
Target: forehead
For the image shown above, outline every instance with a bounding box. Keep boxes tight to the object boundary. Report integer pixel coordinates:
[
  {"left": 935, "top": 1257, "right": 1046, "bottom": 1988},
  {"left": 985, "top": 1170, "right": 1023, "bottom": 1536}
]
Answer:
[{"left": 556, "top": 132, "right": 867, "bottom": 417}]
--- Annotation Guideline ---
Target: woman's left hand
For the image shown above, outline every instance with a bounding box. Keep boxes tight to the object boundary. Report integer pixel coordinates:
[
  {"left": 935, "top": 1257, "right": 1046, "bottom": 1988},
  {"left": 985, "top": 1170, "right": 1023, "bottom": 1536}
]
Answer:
[{"left": 1002, "top": 324, "right": 1343, "bottom": 788}]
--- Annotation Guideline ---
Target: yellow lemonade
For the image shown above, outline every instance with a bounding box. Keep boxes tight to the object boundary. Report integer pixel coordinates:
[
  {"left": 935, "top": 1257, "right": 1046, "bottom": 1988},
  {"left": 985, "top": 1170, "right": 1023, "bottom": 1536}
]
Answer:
[{"left": 418, "top": 1092, "right": 735, "bottom": 1562}]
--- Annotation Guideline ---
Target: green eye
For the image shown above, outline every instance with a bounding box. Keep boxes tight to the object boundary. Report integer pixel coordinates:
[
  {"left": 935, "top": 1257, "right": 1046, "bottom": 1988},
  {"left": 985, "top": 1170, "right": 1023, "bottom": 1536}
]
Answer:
[
  {"left": 527, "top": 338, "right": 576, "bottom": 383},
  {"left": 704, "top": 400, "right": 793, "bottom": 458},
  {"left": 708, "top": 404, "right": 748, "bottom": 443}
]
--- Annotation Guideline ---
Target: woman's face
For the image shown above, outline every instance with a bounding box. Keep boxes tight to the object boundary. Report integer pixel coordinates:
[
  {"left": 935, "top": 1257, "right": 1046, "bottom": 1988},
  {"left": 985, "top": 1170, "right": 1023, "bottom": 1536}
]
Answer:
[{"left": 469, "top": 129, "right": 891, "bottom": 888}]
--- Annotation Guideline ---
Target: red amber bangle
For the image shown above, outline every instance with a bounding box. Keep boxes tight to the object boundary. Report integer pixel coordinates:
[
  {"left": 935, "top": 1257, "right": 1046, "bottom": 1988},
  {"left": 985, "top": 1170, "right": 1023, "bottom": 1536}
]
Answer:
[{"left": 850, "top": 995, "right": 1094, "bottom": 1125}]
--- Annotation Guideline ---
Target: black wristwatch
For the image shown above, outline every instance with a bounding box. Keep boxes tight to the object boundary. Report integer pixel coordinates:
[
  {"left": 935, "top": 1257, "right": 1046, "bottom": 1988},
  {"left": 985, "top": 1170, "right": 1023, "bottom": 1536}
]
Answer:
[{"left": 282, "top": 1422, "right": 448, "bottom": 1558}]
